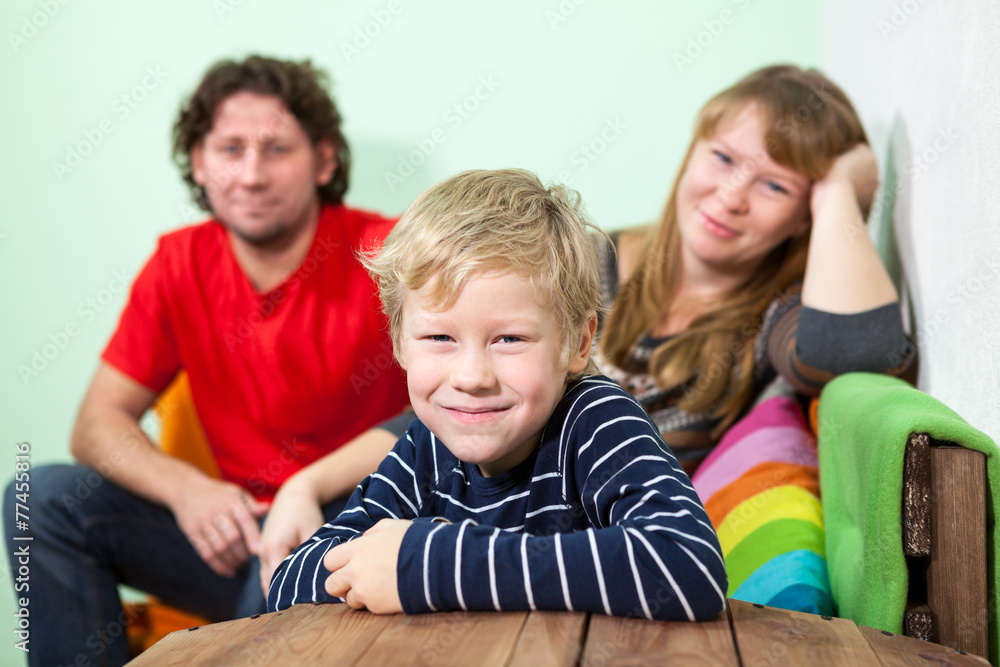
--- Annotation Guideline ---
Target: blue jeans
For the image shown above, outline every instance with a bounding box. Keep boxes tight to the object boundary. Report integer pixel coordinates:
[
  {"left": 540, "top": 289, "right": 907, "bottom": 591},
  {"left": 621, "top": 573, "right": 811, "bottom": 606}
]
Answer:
[{"left": 3, "top": 464, "right": 347, "bottom": 667}]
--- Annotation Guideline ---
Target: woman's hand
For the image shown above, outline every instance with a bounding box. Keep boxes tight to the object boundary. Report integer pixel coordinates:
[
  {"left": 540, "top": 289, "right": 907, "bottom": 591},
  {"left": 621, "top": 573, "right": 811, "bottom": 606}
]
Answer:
[
  {"left": 810, "top": 143, "right": 879, "bottom": 219},
  {"left": 258, "top": 477, "right": 325, "bottom": 594},
  {"left": 802, "top": 142, "right": 898, "bottom": 313}
]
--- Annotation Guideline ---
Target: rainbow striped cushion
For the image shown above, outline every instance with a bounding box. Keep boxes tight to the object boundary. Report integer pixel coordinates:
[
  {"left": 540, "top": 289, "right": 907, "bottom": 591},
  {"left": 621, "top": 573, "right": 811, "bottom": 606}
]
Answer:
[{"left": 691, "top": 396, "right": 834, "bottom": 615}]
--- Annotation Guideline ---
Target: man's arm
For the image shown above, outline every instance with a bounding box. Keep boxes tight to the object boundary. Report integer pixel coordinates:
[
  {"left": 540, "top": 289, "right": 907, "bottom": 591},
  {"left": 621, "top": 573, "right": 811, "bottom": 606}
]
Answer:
[{"left": 71, "top": 362, "right": 267, "bottom": 577}]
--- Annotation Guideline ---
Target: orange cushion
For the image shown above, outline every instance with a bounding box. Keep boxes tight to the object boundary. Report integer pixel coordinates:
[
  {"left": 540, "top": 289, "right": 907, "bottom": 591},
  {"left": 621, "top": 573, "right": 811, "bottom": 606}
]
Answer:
[{"left": 154, "top": 372, "right": 220, "bottom": 479}]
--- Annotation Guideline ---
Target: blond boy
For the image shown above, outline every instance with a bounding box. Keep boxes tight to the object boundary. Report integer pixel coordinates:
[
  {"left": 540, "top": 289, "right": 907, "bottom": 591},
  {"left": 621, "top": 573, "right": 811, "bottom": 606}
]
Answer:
[{"left": 268, "top": 169, "right": 726, "bottom": 620}]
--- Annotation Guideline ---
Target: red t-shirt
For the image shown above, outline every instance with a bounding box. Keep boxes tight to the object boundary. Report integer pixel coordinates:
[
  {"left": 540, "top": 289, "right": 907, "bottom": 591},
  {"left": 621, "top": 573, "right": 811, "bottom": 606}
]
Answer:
[{"left": 102, "top": 204, "right": 409, "bottom": 501}]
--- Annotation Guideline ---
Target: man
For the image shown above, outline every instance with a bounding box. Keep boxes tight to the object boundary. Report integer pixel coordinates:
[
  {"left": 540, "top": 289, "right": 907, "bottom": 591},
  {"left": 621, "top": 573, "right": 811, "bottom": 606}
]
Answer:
[{"left": 4, "top": 56, "right": 409, "bottom": 667}]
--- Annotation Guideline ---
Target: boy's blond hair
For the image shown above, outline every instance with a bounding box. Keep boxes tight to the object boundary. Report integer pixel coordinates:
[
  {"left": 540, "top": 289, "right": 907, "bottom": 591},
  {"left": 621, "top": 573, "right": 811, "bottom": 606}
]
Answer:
[{"left": 362, "top": 168, "right": 602, "bottom": 381}]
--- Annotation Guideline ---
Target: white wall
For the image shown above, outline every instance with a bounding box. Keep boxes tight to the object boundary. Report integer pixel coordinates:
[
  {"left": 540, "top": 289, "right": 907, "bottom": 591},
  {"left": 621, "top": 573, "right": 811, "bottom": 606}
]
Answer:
[{"left": 823, "top": 0, "right": 1000, "bottom": 445}]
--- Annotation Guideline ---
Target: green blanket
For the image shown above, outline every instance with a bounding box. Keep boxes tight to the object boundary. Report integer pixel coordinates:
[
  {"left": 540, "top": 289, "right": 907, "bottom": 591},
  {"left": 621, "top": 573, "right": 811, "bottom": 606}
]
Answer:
[{"left": 818, "top": 372, "right": 998, "bottom": 664}]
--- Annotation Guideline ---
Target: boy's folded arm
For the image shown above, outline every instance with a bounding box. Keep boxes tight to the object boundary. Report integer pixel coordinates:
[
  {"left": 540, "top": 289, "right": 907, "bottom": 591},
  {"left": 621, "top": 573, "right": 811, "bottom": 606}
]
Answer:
[
  {"left": 396, "top": 499, "right": 726, "bottom": 621},
  {"left": 395, "top": 395, "right": 727, "bottom": 621},
  {"left": 267, "top": 434, "right": 427, "bottom": 611}
]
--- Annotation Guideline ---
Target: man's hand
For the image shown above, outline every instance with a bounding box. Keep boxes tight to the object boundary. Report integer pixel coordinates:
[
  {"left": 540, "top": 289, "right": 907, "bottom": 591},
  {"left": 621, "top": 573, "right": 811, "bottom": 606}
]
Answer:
[
  {"left": 258, "top": 482, "right": 325, "bottom": 594},
  {"left": 170, "top": 476, "right": 268, "bottom": 577},
  {"left": 810, "top": 142, "right": 880, "bottom": 217},
  {"left": 324, "top": 519, "right": 412, "bottom": 614}
]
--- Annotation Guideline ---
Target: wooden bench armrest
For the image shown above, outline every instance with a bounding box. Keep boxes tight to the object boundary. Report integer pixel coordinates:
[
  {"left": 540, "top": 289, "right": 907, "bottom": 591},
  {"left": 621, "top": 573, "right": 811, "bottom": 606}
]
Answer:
[{"left": 902, "top": 433, "right": 988, "bottom": 659}]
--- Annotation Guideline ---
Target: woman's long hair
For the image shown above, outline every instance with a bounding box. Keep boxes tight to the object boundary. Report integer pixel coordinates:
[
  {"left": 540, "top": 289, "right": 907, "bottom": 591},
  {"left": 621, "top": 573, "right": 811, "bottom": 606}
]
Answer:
[{"left": 600, "top": 65, "right": 869, "bottom": 438}]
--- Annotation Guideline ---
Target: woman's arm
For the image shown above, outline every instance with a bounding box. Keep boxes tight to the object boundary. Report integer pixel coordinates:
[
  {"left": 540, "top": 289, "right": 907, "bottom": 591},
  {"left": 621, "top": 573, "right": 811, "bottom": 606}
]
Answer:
[
  {"left": 764, "top": 286, "right": 915, "bottom": 396},
  {"left": 768, "top": 143, "right": 915, "bottom": 395},
  {"left": 801, "top": 143, "right": 899, "bottom": 313}
]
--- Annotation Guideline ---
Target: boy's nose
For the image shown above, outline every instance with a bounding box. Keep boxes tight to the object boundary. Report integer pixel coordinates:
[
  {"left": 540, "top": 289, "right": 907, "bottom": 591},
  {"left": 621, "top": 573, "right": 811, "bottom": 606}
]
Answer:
[{"left": 449, "top": 349, "right": 497, "bottom": 393}]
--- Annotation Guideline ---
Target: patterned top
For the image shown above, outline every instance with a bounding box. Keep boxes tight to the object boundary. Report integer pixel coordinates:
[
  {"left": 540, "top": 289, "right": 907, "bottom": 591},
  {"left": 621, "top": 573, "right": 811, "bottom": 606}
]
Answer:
[
  {"left": 268, "top": 376, "right": 728, "bottom": 621},
  {"left": 594, "top": 233, "right": 916, "bottom": 473}
]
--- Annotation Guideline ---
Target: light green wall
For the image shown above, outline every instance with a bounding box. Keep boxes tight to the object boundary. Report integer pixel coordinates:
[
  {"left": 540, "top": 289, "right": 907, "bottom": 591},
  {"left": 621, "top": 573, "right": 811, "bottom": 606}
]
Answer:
[{"left": 0, "top": 0, "right": 818, "bottom": 662}]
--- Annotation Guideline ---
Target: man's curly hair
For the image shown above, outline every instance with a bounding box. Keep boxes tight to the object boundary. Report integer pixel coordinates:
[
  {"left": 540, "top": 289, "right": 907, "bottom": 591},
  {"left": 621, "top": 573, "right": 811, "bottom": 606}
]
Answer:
[{"left": 172, "top": 55, "right": 350, "bottom": 211}]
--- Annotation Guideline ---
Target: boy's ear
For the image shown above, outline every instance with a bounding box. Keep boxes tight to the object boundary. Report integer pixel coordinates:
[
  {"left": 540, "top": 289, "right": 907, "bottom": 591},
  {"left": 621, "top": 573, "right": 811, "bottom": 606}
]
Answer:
[{"left": 567, "top": 311, "right": 598, "bottom": 375}]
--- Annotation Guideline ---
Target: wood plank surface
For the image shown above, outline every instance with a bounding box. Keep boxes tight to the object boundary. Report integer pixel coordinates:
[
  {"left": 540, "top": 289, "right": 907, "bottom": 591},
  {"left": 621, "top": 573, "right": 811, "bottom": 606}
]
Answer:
[
  {"left": 928, "top": 446, "right": 989, "bottom": 658},
  {"left": 357, "top": 610, "right": 527, "bottom": 666},
  {"left": 507, "top": 611, "right": 587, "bottom": 667},
  {"left": 128, "top": 603, "right": 395, "bottom": 666},
  {"left": 126, "top": 609, "right": 279, "bottom": 667},
  {"left": 728, "top": 600, "right": 880, "bottom": 666},
  {"left": 857, "top": 625, "right": 990, "bottom": 667},
  {"left": 130, "top": 601, "right": 989, "bottom": 667},
  {"left": 580, "top": 612, "right": 738, "bottom": 666}
]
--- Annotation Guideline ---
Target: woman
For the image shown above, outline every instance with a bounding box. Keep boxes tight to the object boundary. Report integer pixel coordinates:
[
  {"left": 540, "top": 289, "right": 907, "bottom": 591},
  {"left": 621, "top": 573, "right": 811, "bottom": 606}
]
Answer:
[
  {"left": 592, "top": 65, "right": 914, "bottom": 615},
  {"left": 596, "top": 65, "right": 913, "bottom": 473}
]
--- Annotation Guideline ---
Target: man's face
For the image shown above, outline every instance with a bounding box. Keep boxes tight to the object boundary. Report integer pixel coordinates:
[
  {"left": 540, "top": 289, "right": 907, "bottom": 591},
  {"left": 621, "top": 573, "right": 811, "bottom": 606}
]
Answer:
[{"left": 191, "top": 91, "right": 336, "bottom": 249}]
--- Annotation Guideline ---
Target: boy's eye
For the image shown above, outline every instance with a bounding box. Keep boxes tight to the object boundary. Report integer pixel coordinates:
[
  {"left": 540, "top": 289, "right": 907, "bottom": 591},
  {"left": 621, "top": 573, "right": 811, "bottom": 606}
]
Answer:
[
  {"left": 498, "top": 335, "right": 523, "bottom": 344},
  {"left": 429, "top": 334, "right": 452, "bottom": 343}
]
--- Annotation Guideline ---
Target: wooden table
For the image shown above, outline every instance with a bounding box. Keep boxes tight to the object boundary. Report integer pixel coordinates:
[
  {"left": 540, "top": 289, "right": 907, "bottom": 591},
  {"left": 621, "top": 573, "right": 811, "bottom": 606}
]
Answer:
[{"left": 128, "top": 599, "right": 989, "bottom": 666}]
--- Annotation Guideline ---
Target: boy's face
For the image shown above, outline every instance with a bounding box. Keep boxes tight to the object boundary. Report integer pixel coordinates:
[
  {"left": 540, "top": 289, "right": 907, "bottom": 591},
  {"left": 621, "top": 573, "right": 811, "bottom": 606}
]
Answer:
[{"left": 401, "top": 271, "right": 592, "bottom": 477}]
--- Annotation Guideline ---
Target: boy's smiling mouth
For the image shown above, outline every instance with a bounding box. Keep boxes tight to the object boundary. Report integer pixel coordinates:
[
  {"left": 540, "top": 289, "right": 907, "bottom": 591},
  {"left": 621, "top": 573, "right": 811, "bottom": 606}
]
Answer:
[{"left": 444, "top": 405, "right": 510, "bottom": 422}]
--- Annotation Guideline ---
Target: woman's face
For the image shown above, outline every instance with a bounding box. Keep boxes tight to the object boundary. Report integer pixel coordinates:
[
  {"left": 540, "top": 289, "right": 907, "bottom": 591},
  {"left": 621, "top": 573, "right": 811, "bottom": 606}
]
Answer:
[{"left": 675, "top": 103, "right": 812, "bottom": 281}]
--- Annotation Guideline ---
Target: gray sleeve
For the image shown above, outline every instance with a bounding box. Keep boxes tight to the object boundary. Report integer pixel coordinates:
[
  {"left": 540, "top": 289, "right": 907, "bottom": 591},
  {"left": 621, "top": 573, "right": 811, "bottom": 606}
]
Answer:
[{"left": 795, "top": 303, "right": 916, "bottom": 375}]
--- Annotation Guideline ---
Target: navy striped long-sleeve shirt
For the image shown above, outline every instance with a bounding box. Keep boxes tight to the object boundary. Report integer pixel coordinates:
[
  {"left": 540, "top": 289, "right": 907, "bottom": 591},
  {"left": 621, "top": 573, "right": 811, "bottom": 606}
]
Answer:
[{"left": 267, "top": 375, "right": 727, "bottom": 621}]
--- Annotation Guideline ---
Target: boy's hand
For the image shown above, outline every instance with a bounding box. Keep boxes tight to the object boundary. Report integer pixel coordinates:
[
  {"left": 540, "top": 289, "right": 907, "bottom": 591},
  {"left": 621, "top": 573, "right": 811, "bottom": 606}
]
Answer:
[{"left": 324, "top": 519, "right": 412, "bottom": 613}]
